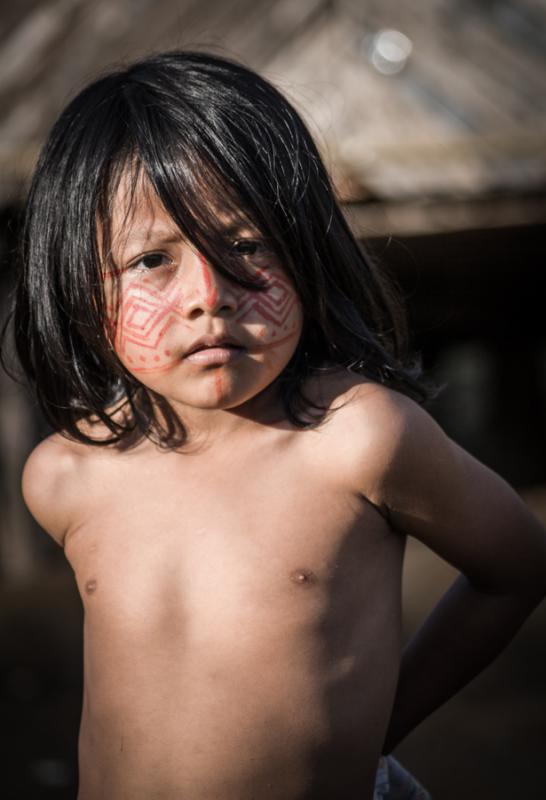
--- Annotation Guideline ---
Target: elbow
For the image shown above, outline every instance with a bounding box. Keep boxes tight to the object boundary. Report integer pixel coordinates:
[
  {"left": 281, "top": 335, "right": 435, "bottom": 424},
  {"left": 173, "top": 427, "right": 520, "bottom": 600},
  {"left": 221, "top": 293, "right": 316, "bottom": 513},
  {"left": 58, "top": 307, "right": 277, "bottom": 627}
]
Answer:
[{"left": 464, "top": 565, "right": 546, "bottom": 608}]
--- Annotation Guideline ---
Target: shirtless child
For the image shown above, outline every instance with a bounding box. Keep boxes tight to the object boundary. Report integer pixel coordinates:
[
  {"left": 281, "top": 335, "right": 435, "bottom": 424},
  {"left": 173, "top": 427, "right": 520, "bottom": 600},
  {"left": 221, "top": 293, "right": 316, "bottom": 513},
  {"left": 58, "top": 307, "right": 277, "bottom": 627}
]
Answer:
[{"left": 8, "top": 52, "right": 546, "bottom": 799}]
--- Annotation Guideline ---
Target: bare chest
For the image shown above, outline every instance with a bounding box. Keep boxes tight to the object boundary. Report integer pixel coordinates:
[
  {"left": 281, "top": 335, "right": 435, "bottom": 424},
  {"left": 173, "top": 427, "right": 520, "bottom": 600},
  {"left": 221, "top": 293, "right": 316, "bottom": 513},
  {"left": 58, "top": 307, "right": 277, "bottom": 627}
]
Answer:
[
  {"left": 69, "top": 440, "right": 405, "bottom": 795},
  {"left": 66, "top": 443, "right": 402, "bottom": 647}
]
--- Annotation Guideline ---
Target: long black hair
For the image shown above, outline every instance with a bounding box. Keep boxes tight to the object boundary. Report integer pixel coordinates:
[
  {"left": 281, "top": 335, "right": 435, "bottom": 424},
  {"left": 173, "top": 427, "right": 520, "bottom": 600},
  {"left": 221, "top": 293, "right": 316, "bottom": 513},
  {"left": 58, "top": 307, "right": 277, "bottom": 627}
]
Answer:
[{"left": 4, "top": 50, "right": 430, "bottom": 448}]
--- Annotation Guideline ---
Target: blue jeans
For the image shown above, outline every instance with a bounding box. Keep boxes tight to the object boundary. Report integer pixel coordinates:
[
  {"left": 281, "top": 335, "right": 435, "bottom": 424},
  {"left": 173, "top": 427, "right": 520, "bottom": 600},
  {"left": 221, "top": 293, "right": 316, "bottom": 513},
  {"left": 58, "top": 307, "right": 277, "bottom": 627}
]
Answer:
[{"left": 374, "top": 756, "right": 431, "bottom": 800}]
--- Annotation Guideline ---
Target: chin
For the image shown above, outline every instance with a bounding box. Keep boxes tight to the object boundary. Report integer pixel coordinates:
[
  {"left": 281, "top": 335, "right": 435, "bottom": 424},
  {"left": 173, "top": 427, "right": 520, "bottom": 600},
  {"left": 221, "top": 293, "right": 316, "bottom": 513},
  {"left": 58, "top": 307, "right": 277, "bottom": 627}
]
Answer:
[{"left": 142, "top": 365, "right": 283, "bottom": 414}]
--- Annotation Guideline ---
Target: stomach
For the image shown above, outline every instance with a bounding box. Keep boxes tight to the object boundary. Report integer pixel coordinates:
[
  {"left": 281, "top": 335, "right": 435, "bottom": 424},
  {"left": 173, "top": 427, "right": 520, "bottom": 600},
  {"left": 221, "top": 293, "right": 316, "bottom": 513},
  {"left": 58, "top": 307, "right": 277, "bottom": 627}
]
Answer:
[
  {"left": 77, "top": 600, "right": 401, "bottom": 800},
  {"left": 73, "top": 493, "right": 404, "bottom": 798}
]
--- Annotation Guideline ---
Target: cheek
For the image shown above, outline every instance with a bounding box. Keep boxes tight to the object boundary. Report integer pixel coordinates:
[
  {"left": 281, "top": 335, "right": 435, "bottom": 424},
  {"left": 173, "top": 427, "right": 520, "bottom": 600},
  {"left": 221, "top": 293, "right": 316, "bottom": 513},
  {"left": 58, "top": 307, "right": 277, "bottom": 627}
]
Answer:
[
  {"left": 111, "top": 277, "right": 189, "bottom": 373},
  {"left": 234, "top": 273, "right": 301, "bottom": 349}
]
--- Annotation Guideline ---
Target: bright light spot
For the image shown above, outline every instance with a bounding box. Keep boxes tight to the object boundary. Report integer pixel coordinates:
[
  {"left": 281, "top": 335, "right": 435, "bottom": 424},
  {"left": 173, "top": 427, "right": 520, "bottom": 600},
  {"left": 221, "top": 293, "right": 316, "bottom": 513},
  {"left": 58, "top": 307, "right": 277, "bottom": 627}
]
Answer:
[{"left": 370, "top": 29, "right": 413, "bottom": 75}]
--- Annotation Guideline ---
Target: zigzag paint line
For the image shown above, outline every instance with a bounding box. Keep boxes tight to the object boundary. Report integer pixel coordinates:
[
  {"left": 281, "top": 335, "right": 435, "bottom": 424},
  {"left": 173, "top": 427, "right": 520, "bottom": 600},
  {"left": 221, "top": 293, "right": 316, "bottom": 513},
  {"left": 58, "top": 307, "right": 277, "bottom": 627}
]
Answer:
[
  {"left": 119, "top": 311, "right": 181, "bottom": 354},
  {"left": 235, "top": 293, "right": 295, "bottom": 326},
  {"left": 234, "top": 275, "right": 296, "bottom": 327},
  {"left": 116, "top": 281, "right": 189, "bottom": 354}
]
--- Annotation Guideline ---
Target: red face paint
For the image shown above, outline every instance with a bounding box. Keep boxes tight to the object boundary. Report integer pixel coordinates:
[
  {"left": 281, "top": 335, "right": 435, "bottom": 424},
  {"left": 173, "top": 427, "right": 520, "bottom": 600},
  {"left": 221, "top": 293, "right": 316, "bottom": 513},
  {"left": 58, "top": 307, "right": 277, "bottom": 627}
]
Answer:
[
  {"left": 113, "top": 278, "right": 190, "bottom": 373},
  {"left": 110, "top": 251, "right": 227, "bottom": 373},
  {"left": 105, "top": 167, "right": 304, "bottom": 411},
  {"left": 199, "top": 253, "right": 219, "bottom": 310},
  {"left": 234, "top": 271, "right": 301, "bottom": 359},
  {"left": 110, "top": 255, "right": 300, "bottom": 376},
  {"left": 214, "top": 370, "right": 226, "bottom": 402},
  {"left": 235, "top": 272, "right": 297, "bottom": 330}
]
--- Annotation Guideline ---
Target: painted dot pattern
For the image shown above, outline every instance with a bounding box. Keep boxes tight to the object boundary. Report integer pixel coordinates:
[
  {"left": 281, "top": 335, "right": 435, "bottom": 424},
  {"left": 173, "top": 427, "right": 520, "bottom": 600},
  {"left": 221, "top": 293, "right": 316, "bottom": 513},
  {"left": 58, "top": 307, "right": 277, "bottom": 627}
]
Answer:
[{"left": 112, "top": 261, "right": 300, "bottom": 374}]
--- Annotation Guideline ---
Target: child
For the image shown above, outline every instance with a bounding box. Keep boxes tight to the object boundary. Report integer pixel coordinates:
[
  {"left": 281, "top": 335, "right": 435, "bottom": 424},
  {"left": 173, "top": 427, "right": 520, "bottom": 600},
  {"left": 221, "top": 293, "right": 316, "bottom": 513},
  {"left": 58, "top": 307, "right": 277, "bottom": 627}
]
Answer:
[{"left": 6, "top": 50, "right": 546, "bottom": 800}]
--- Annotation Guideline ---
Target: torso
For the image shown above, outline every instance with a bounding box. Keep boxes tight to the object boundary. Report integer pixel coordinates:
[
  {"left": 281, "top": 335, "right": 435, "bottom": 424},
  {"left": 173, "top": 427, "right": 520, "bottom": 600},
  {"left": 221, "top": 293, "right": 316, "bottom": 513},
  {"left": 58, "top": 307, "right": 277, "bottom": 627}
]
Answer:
[{"left": 53, "top": 377, "right": 406, "bottom": 799}]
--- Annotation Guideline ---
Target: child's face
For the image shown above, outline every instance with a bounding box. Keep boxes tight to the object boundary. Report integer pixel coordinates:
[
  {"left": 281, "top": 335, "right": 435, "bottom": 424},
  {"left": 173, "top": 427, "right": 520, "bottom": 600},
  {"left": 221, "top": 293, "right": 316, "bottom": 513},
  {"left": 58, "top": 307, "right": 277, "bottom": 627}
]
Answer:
[{"left": 103, "top": 178, "right": 303, "bottom": 415}]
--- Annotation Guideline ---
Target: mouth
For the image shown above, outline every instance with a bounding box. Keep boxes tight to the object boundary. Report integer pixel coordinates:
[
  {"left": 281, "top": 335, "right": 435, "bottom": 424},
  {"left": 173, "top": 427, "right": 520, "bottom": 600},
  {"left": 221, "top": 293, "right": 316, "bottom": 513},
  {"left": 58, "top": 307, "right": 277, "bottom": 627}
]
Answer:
[{"left": 184, "top": 335, "right": 246, "bottom": 366}]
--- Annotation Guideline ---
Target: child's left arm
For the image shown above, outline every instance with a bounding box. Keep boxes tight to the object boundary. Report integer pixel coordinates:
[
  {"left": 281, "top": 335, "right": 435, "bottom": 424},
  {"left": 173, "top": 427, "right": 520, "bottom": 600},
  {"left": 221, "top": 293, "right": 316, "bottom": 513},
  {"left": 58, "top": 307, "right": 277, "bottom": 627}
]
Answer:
[{"left": 354, "top": 387, "right": 546, "bottom": 754}]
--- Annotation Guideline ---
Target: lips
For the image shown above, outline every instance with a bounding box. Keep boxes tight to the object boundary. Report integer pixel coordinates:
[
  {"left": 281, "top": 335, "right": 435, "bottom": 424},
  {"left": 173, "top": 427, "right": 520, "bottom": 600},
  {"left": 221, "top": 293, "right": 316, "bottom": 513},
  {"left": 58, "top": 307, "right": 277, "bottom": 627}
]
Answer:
[
  {"left": 182, "top": 333, "right": 247, "bottom": 367},
  {"left": 184, "top": 334, "right": 244, "bottom": 358}
]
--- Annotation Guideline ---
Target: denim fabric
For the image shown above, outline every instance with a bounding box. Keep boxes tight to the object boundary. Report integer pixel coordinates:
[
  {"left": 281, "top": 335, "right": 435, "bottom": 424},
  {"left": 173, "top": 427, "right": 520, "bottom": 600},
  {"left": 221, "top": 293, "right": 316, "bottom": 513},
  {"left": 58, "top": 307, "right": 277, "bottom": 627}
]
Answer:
[{"left": 374, "top": 756, "right": 431, "bottom": 800}]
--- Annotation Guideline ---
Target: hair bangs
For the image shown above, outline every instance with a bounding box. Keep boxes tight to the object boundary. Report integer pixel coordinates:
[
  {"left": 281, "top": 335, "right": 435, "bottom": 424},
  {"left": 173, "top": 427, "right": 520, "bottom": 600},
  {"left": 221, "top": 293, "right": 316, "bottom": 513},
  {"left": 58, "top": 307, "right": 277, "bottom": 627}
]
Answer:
[
  {"left": 4, "top": 49, "right": 433, "bottom": 452},
  {"left": 119, "top": 76, "right": 292, "bottom": 284}
]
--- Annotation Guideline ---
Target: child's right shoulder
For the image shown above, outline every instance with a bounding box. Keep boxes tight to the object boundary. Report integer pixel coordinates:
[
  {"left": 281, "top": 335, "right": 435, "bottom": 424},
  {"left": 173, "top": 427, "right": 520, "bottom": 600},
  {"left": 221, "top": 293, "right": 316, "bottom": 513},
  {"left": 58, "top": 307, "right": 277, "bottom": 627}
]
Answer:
[{"left": 21, "top": 431, "right": 107, "bottom": 548}]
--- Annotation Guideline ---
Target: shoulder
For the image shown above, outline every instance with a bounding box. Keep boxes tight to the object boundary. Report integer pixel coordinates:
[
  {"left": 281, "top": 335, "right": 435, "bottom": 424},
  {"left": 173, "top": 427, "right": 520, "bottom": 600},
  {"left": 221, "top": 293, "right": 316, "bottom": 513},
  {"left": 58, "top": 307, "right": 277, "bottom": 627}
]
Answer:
[
  {"left": 22, "top": 431, "right": 107, "bottom": 547},
  {"left": 310, "top": 373, "right": 546, "bottom": 593},
  {"left": 329, "top": 377, "right": 425, "bottom": 435},
  {"left": 343, "top": 379, "right": 441, "bottom": 461},
  {"left": 311, "top": 373, "right": 448, "bottom": 504},
  {"left": 312, "top": 371, "right": 435, "bottom": 450}
]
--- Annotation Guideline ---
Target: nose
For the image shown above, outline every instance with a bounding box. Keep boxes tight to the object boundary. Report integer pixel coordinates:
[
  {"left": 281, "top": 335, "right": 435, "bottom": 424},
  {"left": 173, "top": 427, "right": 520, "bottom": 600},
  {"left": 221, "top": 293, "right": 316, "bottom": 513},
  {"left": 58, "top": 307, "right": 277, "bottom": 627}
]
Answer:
[{"left": 182, "top": 251, "right": 237, "bottom": 320}]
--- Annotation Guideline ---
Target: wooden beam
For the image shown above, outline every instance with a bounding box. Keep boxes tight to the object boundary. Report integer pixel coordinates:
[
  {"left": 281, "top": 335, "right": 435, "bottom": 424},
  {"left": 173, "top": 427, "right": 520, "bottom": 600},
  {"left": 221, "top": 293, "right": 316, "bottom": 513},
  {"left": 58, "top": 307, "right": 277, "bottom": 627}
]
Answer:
[{"left": 345, "top": 194, "right": 546, "bottom": 238}]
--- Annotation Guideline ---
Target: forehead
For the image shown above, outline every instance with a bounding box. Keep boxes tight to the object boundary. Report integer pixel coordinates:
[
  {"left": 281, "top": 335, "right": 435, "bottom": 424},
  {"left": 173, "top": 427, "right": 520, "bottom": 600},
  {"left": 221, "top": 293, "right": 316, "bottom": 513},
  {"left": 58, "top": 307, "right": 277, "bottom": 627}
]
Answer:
[
  {"left": 108, "top": 171, "right": 181, "bottom": 251},
  {"left": 107, "top": 169, "right": 254, "bottom": 254}
]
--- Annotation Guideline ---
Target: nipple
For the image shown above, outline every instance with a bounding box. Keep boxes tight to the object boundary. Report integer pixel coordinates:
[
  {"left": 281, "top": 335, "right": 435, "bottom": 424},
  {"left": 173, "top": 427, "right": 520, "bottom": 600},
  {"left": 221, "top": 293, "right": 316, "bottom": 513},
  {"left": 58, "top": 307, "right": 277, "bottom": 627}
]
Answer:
[
  {"left": 85, "top": 579, "right": 97, "bottom": 594},
  {"left": 289, "top": 568, "right": 317, "bottom": 586}
]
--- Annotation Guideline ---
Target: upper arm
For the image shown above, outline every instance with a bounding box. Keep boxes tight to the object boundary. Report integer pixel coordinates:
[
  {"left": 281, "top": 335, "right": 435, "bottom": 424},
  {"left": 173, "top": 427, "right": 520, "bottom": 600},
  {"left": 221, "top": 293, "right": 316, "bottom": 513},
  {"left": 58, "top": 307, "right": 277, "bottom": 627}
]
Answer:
[
  {"left": 353, "top": 386, "right": 546, "bottom": 596},
  {"left": 22, "top": 435, "right": 81, "bottom": 547}
]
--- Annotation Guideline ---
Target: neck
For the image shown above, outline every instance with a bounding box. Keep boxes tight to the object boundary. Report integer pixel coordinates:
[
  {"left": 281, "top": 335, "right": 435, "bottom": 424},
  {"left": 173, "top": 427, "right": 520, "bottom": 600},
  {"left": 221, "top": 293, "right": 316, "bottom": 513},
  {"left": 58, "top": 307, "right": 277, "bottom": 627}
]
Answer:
[{"left": 165, "top": 380, "right": 291, "bottom": 448}]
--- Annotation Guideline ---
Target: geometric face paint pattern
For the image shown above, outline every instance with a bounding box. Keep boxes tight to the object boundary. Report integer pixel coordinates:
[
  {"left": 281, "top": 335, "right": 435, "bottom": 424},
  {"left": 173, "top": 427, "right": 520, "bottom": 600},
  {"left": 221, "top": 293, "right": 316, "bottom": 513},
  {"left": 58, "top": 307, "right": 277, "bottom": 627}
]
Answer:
[
  {"left": 235, "top": 273, "right": 297, "bottom": 328},
  {"left": 114, "top": 265, "right": 299, "bottom": 374},
  {"left": 114, "top": 280, "right": 188, "bottom": 373}
]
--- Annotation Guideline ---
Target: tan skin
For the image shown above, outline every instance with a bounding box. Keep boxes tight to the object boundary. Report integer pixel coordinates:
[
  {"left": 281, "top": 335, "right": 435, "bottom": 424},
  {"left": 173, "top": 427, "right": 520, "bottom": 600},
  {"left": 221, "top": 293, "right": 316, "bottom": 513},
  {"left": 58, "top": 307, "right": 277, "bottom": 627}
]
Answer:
[{"left": 22, "top": 183, "right": 546, "bottom": 799}]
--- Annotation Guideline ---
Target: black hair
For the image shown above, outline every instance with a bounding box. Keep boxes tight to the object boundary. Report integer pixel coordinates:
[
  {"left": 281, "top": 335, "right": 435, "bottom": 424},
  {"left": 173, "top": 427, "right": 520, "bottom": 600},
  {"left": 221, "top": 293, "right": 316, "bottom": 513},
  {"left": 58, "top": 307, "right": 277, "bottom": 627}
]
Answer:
[{"left": 3, "top": 49, "right": 431, "bottom": 448}]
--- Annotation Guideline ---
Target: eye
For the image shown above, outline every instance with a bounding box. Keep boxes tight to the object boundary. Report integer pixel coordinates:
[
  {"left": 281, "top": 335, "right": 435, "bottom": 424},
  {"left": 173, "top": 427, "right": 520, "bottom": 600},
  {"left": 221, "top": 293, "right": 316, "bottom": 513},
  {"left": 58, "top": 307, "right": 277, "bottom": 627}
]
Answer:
[
  {"left": 129, "top": 252, "right": 173, "bottom": 271},
  {"left": 231, "top": 239, "right": 268, "bottom": 257}
]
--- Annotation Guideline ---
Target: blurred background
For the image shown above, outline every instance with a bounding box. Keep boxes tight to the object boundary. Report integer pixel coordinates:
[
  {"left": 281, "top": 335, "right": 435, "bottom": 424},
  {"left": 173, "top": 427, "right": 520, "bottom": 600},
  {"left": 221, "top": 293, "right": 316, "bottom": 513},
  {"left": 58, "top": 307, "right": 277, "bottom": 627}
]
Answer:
[{"left": 1, "top": 0, "right": 545, "bottom": 798}]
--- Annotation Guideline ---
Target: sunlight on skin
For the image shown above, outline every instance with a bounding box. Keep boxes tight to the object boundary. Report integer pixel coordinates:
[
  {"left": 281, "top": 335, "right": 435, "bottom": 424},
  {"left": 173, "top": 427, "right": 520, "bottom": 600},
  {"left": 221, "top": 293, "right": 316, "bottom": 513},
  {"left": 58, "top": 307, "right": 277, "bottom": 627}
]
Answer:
[
  {"left": 102, "top": 181, "right": 303, "bottom": 412},
  {"left": 107, "top": 256, "right": 300, "bottom": 376}
]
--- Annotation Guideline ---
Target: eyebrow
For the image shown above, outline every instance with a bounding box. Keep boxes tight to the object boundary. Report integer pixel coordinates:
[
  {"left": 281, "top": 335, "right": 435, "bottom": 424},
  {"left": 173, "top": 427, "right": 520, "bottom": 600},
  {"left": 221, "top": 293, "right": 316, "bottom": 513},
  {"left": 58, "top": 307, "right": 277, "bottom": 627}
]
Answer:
[
  {"left": 122, "top": 231, "right": 184, "bottom": 246},
  {"left": 123, "top": 222, "right": 258, "bottom": 245}
]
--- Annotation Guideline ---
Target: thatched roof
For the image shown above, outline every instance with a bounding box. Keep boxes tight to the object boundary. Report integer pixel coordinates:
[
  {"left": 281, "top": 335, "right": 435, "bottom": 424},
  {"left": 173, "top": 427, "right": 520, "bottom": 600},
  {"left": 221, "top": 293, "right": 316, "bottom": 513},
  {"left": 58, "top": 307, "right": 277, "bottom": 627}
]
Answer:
[{"left": 1, "top": 0, "right": 545, "bottom": 230}]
